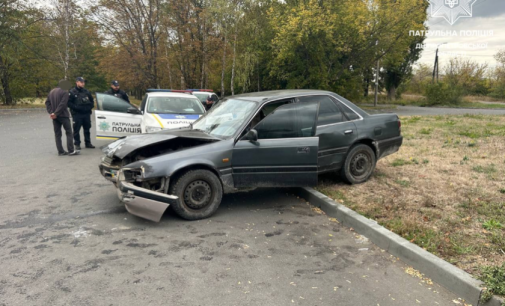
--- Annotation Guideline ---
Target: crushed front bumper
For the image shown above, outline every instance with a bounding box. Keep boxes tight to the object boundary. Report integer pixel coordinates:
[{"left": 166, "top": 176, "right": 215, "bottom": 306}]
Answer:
[
  {"left": 99, "top": 159, "right": 120, "bottom": 183},
  {"left": 116, "top": 170, "right": 178, "bottom": 222}
]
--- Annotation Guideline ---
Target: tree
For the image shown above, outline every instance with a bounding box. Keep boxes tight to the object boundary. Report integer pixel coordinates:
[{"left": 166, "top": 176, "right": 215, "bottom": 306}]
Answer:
[
  {"left": 48, "top": 0, "right": 77, "bottom": 80},
  {"left": 384, "top": 38, "right": 425, "bottom": 100},
  {"left": 490, "top": 49, "right": 505, "bottom": 99},
  {"left": 267, "top": 0, "right": 429, "bottom": 99},
  {"left": 0, "top": 0, "right": 27, "bottom": 104},
  {"left": 91, "top": 0, "right": 163, "bottom": 90},
  {"left": 443, "top": 57, "right": 489, "bottom": 96},
  {"left": 407, "top": 63, "right": 432, "bottom": 94}
]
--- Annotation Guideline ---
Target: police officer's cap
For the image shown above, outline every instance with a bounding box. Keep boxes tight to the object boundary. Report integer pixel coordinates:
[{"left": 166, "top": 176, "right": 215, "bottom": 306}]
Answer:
[
  {"left": 76, "top": 77, "right": 85, "bottom": 82},
  {"left": 111, "top": 80, "right": 119, "bottom": 86}
]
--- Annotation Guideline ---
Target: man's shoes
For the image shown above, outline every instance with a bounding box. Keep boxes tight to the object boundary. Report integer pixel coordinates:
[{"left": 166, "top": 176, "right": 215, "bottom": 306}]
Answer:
[
  {"left": 75, "top": 145, "right": 81, "bottom": 150},
  {"left": 85, "top": 143, "right": 95, "bottom": 149},
  {"left": 69, "top": 150, "right": 81, "bottom": 156},
  {"left": 58, "top": 151, "right": 69, "bottom": 156}
]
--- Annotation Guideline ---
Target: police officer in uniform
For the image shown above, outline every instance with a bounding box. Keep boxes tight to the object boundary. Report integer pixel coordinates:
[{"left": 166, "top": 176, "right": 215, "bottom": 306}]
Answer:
[
  {"left": 105, "top": 80, "right": 130, "bottom": 103},
  {"left": 68, "top": 77, "right": 95, "bottom": 150}
]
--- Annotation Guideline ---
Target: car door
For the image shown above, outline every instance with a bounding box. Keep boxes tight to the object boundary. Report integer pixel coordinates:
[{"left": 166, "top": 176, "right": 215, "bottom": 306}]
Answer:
[
  {"left": 232, "top": 102, "right": 320, "bottom": 188},
  {"left": 296, "top": 95, "right": 358, "bottom": 172},
  {"left": 95, "top": 93, "right": 143, "bottom": 140}
]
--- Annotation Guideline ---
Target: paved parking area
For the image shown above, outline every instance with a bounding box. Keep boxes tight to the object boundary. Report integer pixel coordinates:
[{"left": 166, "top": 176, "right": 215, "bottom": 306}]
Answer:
[{"left": 0, "top": 111, "right": 460, "bottom": 305}]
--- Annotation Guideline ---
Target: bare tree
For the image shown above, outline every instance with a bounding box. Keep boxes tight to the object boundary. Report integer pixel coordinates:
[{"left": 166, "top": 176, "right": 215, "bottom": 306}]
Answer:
[
  {"left": 91, "top": 0, "right": 163, "bottom": 89},
  {"left": 48, "top": 0, "right": 77, "bottom": 80}
]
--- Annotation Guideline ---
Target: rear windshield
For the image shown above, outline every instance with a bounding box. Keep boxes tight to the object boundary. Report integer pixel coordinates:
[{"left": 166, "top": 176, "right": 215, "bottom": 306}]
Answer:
[{"left": 147, "top": 96, "right": 205, "bottom": 114}]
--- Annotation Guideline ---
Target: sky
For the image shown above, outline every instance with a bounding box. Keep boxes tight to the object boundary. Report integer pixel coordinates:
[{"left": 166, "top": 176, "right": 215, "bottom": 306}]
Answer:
[{"left": 418, "top": 0, "right": 505, "bottom": 69}]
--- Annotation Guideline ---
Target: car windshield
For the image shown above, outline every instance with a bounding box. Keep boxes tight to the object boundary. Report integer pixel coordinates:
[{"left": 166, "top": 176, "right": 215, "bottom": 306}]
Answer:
[
  {"left": 147, "top": 96, "right": 205, "bottom": 114},
  {"left": 192, "top": 99, "right": 257, "bottom": 139},
  {"left": 193, "top": 93, "right": 208, "bottom": 103}
]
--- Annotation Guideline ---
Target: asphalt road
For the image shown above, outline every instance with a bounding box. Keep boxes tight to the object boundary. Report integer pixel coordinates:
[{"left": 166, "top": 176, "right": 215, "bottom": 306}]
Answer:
[{"left": 0, "top": 111, "right": 462, "bottom": 305}]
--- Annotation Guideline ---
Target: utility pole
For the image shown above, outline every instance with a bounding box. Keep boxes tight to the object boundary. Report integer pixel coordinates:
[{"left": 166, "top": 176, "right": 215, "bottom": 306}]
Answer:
[
  {"left": 432, "top": 42, "right": 447, "bottom": 83},
  {"left": 374, "top": 59, "right": 379, "bottom": 107},
  {"left": 374, "top": 40, "right": 379, "bottom": 107}
]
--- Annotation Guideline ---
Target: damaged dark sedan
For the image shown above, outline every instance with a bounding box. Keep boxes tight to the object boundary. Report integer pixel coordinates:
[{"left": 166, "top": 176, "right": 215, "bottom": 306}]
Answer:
[{"left": 99, "top": 90, "right": 403, "bottom": 222}]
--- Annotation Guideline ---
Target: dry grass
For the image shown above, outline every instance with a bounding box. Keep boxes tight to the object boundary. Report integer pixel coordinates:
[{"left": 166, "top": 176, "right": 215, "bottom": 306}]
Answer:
[{"left": 317, "top": 115, "right": 505, "bottom": 280}]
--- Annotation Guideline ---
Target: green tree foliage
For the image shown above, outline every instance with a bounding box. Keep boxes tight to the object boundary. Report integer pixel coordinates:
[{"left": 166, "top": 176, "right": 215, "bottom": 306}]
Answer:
[
  {"left": 490, "top": 49, "right": 505, "bottom": 99},
  {"left": 4, "top": 0, "right": 432, "bottom": 104}
]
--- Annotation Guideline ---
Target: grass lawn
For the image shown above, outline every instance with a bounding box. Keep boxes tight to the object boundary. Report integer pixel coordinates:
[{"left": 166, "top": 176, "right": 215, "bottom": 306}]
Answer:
[{"left": 317, "top": 114, "right": 505, "bottom": 300}]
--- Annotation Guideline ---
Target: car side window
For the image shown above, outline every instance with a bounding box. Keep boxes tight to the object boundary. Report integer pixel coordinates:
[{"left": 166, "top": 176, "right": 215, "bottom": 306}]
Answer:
[
  {"left": 97, "top": 93, "right": 136, "bottom": 113},
  {"left": 212, "top": 94, "right": 219, "bottom": 102},
  {"left": 254, "top": 102, "right": 318, "bottom": 139},
  {"left": 338, "top": 102, "right": 360, "bottom": 120},
  {"left": 297, "top": 95, "right": 345, "bottom": 126}
]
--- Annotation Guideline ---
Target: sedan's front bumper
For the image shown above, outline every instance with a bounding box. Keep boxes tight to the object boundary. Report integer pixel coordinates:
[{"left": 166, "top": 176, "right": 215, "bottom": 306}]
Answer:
[{"left": 116, "top": 171, "right": 178, "bottom": 222}]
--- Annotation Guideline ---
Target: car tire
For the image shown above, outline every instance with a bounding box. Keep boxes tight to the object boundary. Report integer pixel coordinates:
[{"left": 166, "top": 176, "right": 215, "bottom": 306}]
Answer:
[
  {"left": 169, "top": 169, "right": 223, "bottom": 220},
  {"left": 340, "top": 144, "right": 376, "bottom": 184}
]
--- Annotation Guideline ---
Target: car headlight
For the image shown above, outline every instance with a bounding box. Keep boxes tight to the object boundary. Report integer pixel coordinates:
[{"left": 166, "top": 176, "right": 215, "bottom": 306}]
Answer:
[{"left": 146, "top": 126, "right": 163, "bottom": 133}]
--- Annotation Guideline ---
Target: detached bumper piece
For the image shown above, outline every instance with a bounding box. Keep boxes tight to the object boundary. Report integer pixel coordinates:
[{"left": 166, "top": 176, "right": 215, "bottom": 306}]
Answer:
[{"left": 116, "top": 171, "right": 178, "bottom": 222}]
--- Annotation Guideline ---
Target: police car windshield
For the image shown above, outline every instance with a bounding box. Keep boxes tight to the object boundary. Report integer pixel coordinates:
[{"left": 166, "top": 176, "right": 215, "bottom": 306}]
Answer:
[
  {"left": 147, "top": 96, "right": 205, "bottom": 114},
  {"left": 192, "top": 99, "right": 257, "bottom": 139},
  {"left": 193, "top": 93, "right": 208, "bottom": 103}
]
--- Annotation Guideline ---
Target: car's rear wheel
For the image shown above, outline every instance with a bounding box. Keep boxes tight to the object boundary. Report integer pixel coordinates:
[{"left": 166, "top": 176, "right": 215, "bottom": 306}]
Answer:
[
  {"left": 341, "top": 144, "right": 376, "bottom": 184},
  {"left": 169, "top": 169, "right": 223, "bottom": 220}
]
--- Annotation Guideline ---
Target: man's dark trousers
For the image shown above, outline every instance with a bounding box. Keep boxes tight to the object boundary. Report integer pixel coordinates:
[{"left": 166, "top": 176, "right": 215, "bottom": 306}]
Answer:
[
  {"left": 53, "top": 117, "right": 74, "bottom": 153},
  {"left": 73, "top": 113, "right": 92, "bottom": 146}
]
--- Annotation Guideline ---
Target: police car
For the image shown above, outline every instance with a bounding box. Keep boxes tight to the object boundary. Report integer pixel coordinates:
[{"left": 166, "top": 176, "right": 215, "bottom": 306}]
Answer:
[
  {"left": 95, "top": 90, "right": 206, "bottom": 140},
  {"left": 189, "top": 89, "right": 220, "bottom": 109}
]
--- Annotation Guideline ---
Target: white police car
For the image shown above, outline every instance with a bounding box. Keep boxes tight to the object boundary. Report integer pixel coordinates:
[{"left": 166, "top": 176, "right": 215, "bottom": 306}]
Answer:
[{"left": 95, "top": 90, "right": 206, "bottom": 140}]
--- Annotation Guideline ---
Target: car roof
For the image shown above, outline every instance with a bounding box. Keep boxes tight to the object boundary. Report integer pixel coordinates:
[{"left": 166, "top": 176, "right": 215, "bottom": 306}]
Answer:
[
  {"left": 146, "top": 92, "right": 198, "bottom": 98},
  {"left": 229, "top": 89, "right": 335, "bottom": 103},
  {"left": 192, "top": 91, "right": 214, "bottom": 95}
]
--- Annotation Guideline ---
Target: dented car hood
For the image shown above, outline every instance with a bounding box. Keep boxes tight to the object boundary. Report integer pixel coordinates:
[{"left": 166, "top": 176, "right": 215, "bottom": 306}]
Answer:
[{"left": 103, "top": 129, "right": 219, "bottom": 159}]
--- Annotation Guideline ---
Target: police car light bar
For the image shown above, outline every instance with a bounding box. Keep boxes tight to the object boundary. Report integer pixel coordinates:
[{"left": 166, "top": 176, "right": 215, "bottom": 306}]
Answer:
[
  {"left": 186, "top": 89, "right": 214, "bottom": 92},
  {"left": 147, "top": 89, "right": 172, "bottom": 92},
  {"left": 146, "top": 89, "right": 192, "bottom": 93}
]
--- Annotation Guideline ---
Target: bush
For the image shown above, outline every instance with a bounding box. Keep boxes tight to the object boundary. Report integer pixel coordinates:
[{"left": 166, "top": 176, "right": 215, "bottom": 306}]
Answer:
[{"left": 425, "top": 82, "right": 464, "bottom": 106}]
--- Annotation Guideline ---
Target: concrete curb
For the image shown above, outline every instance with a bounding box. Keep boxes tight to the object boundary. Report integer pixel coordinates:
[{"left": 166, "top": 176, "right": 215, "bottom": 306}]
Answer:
[{"left": 294, "top": 187, "right": 504, "bottom": 306}]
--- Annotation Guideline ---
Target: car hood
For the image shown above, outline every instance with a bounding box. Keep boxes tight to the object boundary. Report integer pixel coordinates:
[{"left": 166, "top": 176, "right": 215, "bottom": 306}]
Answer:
[{"left": 103, "top": 129, "right": 219, "bottom": 159}]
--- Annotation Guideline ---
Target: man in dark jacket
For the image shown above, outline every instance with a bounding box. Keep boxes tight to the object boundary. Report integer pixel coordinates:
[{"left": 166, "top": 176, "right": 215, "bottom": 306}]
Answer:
[
  {"left": 68, "top": 77, "right": 95, "bottom": 150},
  {"left": 105, "top": 80, "right": 130, "bottom": 103},
  {"left": 45, "top": 80, "right": 80, "bottom": 156}
]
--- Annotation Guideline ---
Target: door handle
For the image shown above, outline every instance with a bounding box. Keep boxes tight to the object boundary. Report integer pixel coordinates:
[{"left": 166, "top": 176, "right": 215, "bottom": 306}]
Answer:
[
  {"left": 97, "top": 116, "right": 106, "bottom": 119},
  {"left": 344, "top": 130, "right": 353, "bottom": 135},
  {"left": 297, "top": 147, "right": 310, "bottom": 154}
]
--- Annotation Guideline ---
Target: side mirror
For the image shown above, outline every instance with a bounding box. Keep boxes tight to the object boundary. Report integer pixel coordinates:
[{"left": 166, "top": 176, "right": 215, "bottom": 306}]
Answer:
[
  {"left": 127, "top": 107, "right": 141, "bottom": 115},
  {"left": 244, "top": 129, "right": 258, "bottom": 142}
]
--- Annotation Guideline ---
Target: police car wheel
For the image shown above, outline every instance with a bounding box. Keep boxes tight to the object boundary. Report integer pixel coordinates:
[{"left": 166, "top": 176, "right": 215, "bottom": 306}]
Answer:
[{"left": 169, "top": 169, "right": 223, "bottom": 220}]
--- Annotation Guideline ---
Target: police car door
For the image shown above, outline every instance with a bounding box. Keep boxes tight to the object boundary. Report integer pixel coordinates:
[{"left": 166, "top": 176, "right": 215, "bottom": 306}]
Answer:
[{"left": 95, "top": 93, "right": 143, "bottom": 140}]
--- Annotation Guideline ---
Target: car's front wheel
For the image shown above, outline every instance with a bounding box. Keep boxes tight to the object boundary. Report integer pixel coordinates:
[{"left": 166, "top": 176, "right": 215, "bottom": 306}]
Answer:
[
  {"left": 169, "top": 169, "right": 223, "bottom": 220},
  {"left": 341, "top": 144, "right": 376, "bottom": 184}
]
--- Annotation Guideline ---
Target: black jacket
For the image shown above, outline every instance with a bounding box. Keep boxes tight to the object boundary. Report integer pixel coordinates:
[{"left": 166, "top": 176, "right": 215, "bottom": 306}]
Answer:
[
  {"left": 68, "top": 86, "right": 95, "bottom": 115},
  {"left": 105, "top": 88, "right": 130, "bottom": 103}
]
